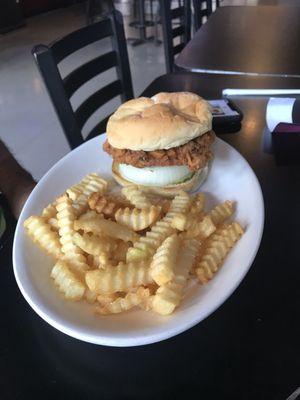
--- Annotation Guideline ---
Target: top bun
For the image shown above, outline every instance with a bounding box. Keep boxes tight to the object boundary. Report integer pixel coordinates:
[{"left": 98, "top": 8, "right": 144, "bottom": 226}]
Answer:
[{"left": 106, "top": 92, "right": 212, "bottom": 151}]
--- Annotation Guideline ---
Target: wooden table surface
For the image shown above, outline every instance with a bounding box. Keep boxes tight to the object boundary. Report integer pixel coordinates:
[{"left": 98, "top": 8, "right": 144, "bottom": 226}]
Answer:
[
  {"left": 3, "top": 73, "right": 300, "bottom": 400},
  {"left": 176, "top": 6, "right": 300, "bottom": 77}
]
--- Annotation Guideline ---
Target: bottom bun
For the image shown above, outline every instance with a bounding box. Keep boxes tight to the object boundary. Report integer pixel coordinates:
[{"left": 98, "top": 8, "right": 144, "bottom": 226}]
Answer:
[{"left": 112, "top": 162, "right": 210, "bottom": 197}]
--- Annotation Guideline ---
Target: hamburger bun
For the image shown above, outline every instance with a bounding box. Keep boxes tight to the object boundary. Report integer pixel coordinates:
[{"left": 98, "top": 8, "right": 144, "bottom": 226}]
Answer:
[
  {"left": 106, "top": 92, "right": 212, "bottom": 151},
  {"left": 112, "top": 161, "right": 210, "bottom": 197}
]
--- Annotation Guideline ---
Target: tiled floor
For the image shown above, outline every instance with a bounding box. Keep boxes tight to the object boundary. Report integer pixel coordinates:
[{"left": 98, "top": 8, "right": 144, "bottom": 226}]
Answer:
[{"left": 0, "top": 0, "right": 297, "bottom": 179}]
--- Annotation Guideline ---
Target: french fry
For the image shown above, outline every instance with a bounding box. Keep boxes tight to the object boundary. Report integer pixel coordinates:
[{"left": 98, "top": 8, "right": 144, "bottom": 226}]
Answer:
[
  {"left": 72, "top": 201, "right": 89, "bottom": 217},
  {"left": 24, "top": 215, "right": 62, "bottom": 258},
  {"left": 164, "top": 191, "right": 192, "bottom": 223},
  {"left": 85, "top": 288, "right": 98, "bottom": 303},
  {"left": 56, "top": 195, "right": 80, "bottom": 254},
  {"left": 208, "top": 200, "right": 235, "bottom": 226},
  {"left": 190, "top": 193, "right": 205, "bottom": 215},
  {"left": 88, "top": 192, "right": 126, "bottom": 218},
  {"left": 42, "top": 201, "right": 57, "bottom": 219},
  {"left": 150, "top": 234, "right": 181, "bottom": 285},
  {"left": 126, "top": 191, "right": 192, "bottom": 262},
  {"left": 145, "top": 194, "right": 171, "bottom": 214},
  {"left": 42, "top": 201, "right": 59, "bottom": 231},
  {"left": 56, "top": 195, "right": 89, "bottom": 277},
  {"left": 95, "top": 287, "right": 150, "bottom": 315},
  {"left": 73, "top": 232, "right": 118, "bottom": 256},
  {"left": 122, "top": 186, "right": 152, "bottom": 209},
  {"left": 67, "top": 173, "right": 108, "bottom": 202},
  {"left": 85, "top": 260, "right": 152, "bottom": 294},
  {"left": 115, "top": 205, "right": 161, "bottom": 231},
  {"left": 126, "top": 220, "right": 174, "bottom": 262},
  {"left": 48, "top": 217, "right": 59, "bottom": 231},
  {"left": 24, "top": 172, "right": 245, "bottom": 317},
  {"left": 74, "top": 213, "right": 139, "bottom": 243},
  {"left": 196, "top": 222, "right": 244, "bottom": 284},
  {"left": 151, "top": 239, "right": 200, "bottom": 315},
  {"left": 114, "top": 241, "right": 131, "bottom": 263},
  {"left": 97, "top": 293, "right": 118, "bottom": 306},
  {"left": 183, "top": 215, "right": 216, "bottom": 240},
  {"left": 86, "top": 254, "right": 100, "bottom": 268},
  {"left": 51, "top": 259, "right": 86, "bottom": 300}
]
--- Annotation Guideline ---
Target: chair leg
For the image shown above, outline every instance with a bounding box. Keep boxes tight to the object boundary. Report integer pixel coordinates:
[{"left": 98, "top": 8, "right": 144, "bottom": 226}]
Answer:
[
  {"left": 154, "top": 2, "right": 161, "bottom": 45},
  {"left": 86, "top": 0, "right": 91, "bottom": 25}
]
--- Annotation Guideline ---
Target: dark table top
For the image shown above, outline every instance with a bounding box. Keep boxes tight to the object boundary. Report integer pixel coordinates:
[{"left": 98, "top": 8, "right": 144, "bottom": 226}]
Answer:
[
  {"left": 2, "top": 72, "right": 300, "bottom": 400},
  {"left": 176, "top": 6, "right": 300, "bottom": 77}
]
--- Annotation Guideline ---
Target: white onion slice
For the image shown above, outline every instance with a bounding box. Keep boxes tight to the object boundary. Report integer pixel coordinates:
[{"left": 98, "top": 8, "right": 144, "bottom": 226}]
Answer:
[{"left": 119, "top": 164, "right": 194, "bottom": 186}]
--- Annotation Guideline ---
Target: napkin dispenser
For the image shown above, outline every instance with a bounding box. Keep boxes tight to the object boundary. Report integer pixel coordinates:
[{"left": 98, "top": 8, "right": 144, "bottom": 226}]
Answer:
[{"left": 266, "top": 98, "right": 300, "bottom": 164}]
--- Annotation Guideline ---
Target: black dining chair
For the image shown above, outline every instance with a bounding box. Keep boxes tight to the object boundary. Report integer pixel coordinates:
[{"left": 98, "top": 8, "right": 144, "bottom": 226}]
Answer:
[
  {"left": 160, "top": 0, "right": 191, "bottom": 73},
  {"left": 193, "top": 0, "right": 219, "bottom": 31},
  {"left": 32, "top": 10, "right": 133, "bottom": 150}
]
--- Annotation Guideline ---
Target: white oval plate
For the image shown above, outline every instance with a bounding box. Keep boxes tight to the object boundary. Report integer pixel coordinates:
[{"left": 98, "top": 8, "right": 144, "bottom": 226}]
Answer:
[{"left": 13, "top": 135, "right": 264, "bottom": 347}]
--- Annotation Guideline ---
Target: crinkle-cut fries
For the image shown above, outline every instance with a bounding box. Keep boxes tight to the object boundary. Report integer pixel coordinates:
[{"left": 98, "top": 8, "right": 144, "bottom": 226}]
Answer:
[{"left": 24, "top": 173, "right": 244, "bottom": 316}]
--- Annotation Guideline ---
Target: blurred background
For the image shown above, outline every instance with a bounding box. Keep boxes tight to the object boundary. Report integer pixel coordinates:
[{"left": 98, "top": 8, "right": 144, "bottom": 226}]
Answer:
[{"left": 0, "top": 0, "right": 295, "bottom": 181}]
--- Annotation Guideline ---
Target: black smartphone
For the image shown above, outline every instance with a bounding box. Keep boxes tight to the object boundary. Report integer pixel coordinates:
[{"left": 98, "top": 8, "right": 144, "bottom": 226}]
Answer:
[{"left": 208, "top": 99, "right": 243, "bottom": 126}]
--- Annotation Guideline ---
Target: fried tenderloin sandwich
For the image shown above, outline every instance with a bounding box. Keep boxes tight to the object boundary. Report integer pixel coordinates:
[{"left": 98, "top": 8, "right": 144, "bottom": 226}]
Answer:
[{"left": 103, "top": 92, "right": 215, "bottom": 196}]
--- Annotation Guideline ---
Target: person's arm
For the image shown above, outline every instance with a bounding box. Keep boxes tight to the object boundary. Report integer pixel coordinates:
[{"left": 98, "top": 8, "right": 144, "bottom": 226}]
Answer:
[{"left": 0, "top": 140, "right": 35, "bottom": 219}]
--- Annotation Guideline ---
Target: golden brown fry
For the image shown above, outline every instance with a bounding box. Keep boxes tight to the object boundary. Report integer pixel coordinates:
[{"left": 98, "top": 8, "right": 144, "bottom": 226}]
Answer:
[
  {"left": 190, "top": 193, "right": 205, "bottom": 215},
  {"left": 97, "top": 293, "right": 119, "bottom": 306},
  {"left": 164, "top": 191, "right": 192, "bottom": 223},
  {"left": 42, "top": 201, "right": 59, "bottom": 230},
  {"left": 67, "top": 173, "right": 108, "bottom": 202},
  {"left": 115, "top": 205, "right": 161, "bottom": 231},
  {"left": 184, "top": 215, "right": 216, "bottom": 240},
  {"left": 145, "top": 193, "right": 171, "bottom": 214},
  {"left": 24, "top": 215, "right": 62, "bottom": 258},
  {"left": 126, "top": 191, "right": 192, "bottom": 262},
  {"left": 42, "top": 201, "right": 57, "bottom": 219},
  {"left": 95, "top": 287, "right": 151, "bottom": 315},
  {"left": 114, "top": 241, "right": 131, "bottom": 263},
  {"left": 86, "top": 254, "right": 100, "bottom": 269},
  {"left": 48, "top": 217, "right": 59, "bottom": 231},
  {"left": 73, "top": 232, "right": 118, "bottom": 256},
  {"left": 122, "top": 186, "right": 152, "bottom": 209},
  {"left": 88, "top": 192, "right": 126, "bottom": 218},
  {"left": 151, "top": 239, "right": 200, "bottom": 315},
  {"left": 196, "top": 222, "right": 244, "bottom": 284},
  {"left": 208, "top": 200, "right": 235, "bottom": 226},
  {"left": 56, "top": 195, "right": 81, "bottom": 254},
  {"left": 51, "top": 259, "right": 86, "bottom": 301},
  {"left": 74, "top": 213, "right": 139, "bottom": 243},
  {"left": 150, "top": 234, "right": 181, "bottom": 285},
  {"left": 72, "top": 201, "right": 89, "bottom": 217},
  {"left": 56, "top": 195, "right": 89, "bottom": 277},
  {"left": 85, "top": 260, "right": 152, "bottom": 294},
  {"left": 85, "top": 288, "right": 98, "bottom": 303}
]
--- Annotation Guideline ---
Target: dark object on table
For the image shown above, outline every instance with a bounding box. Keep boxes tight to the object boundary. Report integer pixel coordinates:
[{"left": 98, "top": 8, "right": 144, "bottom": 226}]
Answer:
[
  {"left": 128, "top": 0, "right": 156, "bottom": 46},
  {"left": 272, "top": 123, "right": 300, "bottom": 165},
  {"left": 210, "top": 98, "right": 243, "bottom": 127},
  {"left": 193, "top": 0, "right": 219, "bottom": 30},
  {"left": 31, "top": 10, "right": 133, "bottom": 150},
  {"left": 86, "top": 0, "right": 115, "bottom": 25},
  {"left": 176, "top": 6, "right": 300, "bottom": 77},
  {"left": 160, "top": 0, "right": 191, "bottom": 73},
  {"left": 0, "top": 0, "right": 24, "bottom": 34}
]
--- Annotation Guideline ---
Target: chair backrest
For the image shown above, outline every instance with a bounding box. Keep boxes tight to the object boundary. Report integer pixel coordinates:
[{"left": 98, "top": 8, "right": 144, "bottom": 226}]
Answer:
[
  {"left": 193, "top": 0, "right": 219, "bottom": 31},
  {"left": 32, "top": 10, "right": 133, "bottom": 150},
  {"left": 160, "top": 0, "right": 191, "bottom": 73}
]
